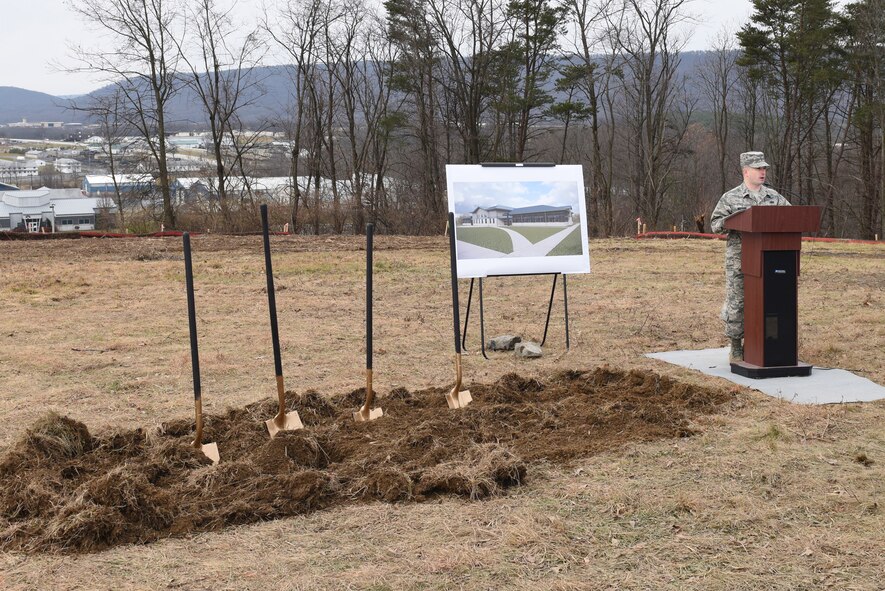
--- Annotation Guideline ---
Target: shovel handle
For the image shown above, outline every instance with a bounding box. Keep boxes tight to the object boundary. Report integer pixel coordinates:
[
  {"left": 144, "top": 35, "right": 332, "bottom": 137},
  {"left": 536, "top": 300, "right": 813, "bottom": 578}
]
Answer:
[
  {"left": 261, "top": 204, "right": 284, "bottom": 379},
  {"left": 447, "top": 212, "right": 462, "bottom": 354},
  {"left": 366, "top": 223, "right": 373, "bottom": 371},
  {"left": 183, "top": 232, "right": 201, "bottom": 402}
]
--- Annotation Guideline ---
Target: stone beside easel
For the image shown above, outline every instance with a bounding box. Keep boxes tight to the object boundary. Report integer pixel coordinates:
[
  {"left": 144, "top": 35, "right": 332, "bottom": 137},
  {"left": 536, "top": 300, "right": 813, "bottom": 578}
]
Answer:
[
  {"left": 487, "top": 335, "right": 521, "bottom": 351},
  {"left": 515, "top": 341, "right": 542, "bottom": 358}
]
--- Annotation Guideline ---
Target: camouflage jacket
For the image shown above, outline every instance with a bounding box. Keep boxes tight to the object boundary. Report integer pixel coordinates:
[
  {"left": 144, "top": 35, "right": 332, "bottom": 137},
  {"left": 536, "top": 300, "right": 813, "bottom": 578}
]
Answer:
[{"left": 710, "top": 183, "right": 790, "bottom": 251}]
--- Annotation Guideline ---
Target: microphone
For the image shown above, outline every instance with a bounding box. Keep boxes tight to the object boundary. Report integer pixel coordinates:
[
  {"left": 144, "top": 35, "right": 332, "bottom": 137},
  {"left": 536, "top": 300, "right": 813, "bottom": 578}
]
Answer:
[{"left": 763, "top": 182, "right": 804, "bottom": 204}]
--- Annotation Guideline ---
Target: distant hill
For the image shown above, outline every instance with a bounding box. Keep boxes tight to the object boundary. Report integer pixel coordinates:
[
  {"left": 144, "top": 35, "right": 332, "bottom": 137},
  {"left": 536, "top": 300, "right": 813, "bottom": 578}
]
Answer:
[
  {"left": 1, "top": 52, "right": 718, "bottom": 128},
  {"left": 1, "top": 67, "right": 297, "bottom": 128},
  {"left": 0, "top": 87, "right": 80, "bottom": 124}
]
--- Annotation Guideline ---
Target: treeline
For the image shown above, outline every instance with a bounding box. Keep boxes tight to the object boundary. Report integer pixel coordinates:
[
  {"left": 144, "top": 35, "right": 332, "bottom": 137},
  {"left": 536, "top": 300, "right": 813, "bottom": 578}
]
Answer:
[{"left": 73, "top": 0, "right": 884, "bottom": 238}]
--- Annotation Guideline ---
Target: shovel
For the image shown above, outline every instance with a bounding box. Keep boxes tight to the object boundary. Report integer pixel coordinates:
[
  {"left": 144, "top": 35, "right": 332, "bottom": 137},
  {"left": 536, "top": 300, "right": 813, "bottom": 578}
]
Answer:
[
  {"left": 354, "top": 223, "right": 383, "bottom": 422},
  {"left": 445, "top": 212, "right": 472, "bottom": 409},
  {"left": 183, "top": 232, "right": 220, "bottom": 464},
  {"left": 260, "top": 204, "right": 304, "bottom": 437}
]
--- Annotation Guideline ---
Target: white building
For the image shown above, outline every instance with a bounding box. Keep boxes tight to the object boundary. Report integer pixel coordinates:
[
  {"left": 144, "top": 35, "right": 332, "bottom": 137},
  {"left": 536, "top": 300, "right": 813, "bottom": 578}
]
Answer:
[
  {"left": 54, "top": 158, "right": 82, "bottom": 174},
  {"left": 167, "top": 134, "right": 206, "bottom": 149},
  {"left": 0, "top": 188, "right": 115, "bottom": 233},
  {"left": 467, "top": 205, "right": 513, "bottom": 226},
  {"left": 0, "top": 159, "right": 39, "bottom": 182},
  {"left": 82, "top": 174, "right": 155, "bottom": 195}
]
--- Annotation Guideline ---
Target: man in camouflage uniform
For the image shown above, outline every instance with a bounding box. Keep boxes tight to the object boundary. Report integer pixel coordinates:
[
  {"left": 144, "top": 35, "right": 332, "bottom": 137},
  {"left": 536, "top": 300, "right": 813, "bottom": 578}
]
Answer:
[{"left": 710, "top": 152, "right": 790, "bottom": 361}]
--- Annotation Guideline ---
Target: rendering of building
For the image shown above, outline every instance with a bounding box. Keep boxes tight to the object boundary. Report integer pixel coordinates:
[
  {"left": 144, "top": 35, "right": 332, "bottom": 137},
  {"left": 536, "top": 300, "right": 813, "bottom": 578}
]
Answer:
[
  {"left": 463, "top": 204, "right": 574, "bottom": 226},
  {"left": 468, "top": 205, "right": 513, "bottom": 225},
  {"left": 510, "top": 205, "right": 573, "bottom": 224}
]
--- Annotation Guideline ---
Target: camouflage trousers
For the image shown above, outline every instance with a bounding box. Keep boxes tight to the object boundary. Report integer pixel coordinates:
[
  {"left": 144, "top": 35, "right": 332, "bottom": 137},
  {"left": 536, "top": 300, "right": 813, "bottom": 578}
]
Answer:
[{"left": 720, "top": 246, "right": 744, "bottom": 339}]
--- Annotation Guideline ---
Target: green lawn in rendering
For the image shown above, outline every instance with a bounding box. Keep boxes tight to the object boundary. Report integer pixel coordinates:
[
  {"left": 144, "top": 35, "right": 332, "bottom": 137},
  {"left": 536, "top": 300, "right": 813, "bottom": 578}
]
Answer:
[
  {"left": 456, "top": 227, "right": 514, "bottom": 254},
  {"left": 508, "top": 226, "right": 566, "bottom": 244},
  {"left": 546, "top": 225, "right": 583, "bottom": 256}
]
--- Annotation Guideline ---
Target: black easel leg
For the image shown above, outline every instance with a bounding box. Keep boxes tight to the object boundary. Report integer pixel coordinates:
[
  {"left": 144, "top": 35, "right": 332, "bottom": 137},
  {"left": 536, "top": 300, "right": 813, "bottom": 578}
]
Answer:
[
  {"left": 563, "top": 274, "right": 570, "bottom": 351},
  {"left": 479, "top": 278, "right": 488, "bottom": 360},
  {"left": 461, "top": 278, "right": 474, "bottom": 352},
  {"left": 540, "top": 274, "right": 558, "bottom": 347}
]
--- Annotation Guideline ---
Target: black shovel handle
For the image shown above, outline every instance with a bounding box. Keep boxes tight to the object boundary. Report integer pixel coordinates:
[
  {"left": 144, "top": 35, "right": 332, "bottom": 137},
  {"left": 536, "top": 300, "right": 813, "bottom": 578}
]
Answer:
[
  {"left": 447, "top": 212, "right": 462, "bottom": 354},
  {"left": 183, "top": 232, "right": 201, "bottom": 401},
  {"left": 260, "top": 204, "right": 284, "bottom": 378},
  {"left": 366, "top": 223, "right": 373, "bottom": 371}
]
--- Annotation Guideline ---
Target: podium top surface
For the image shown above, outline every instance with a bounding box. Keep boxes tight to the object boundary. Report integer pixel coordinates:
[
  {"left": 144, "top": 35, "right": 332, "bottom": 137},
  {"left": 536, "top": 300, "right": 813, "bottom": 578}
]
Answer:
[{"left": 724, "top": 205, "right": 821, "bottom": 233}]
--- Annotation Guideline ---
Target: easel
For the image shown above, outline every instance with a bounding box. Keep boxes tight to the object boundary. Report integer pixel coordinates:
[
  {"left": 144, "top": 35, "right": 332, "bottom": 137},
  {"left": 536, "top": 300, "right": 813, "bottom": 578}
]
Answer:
[
  {"left": 458, "top": 162, "right": 572, "bottom": 359},
  {"left": 460, "top": 273, "right": 570, "bottom": 359}
]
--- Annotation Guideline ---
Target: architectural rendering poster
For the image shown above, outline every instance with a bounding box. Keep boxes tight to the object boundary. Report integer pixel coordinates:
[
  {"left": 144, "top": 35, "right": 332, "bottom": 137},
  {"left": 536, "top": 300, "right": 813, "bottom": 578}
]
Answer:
[{"left": 446, "top": 164, "right": 591, "bottom": 278}]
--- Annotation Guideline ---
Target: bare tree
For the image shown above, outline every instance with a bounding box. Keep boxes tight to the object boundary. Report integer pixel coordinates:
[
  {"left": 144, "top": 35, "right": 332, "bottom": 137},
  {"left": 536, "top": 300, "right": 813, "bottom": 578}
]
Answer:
[
  {"left": 696, "top": 29, "right": 738, "bottom": 195},
  {"left": 610, "top": 0, "right": 694, "bottom": 228},
  {"left": 177, "top": 0, "right": 266, "bottom": 231},
  {"left": 74, "top": 91, "right": 132, "bottom": 229},
  {"left": 265, "top": 0, "right": 326, "bottom": 233},
  {"left": 69, "top": 0, "right": 181, "bottom": 229},
  {"left": 427, "top": 0, "right": 509, "bottom": 163},
  {"left": 564, "top": 0, "right": 620, "bottom": 236},
  {"left": 326, "top": 2, "right": 401, "bottom": 231}
]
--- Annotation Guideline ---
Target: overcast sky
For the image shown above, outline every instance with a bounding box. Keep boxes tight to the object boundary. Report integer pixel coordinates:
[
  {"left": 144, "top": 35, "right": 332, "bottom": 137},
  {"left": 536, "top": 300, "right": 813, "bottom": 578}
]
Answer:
[
  {"left": 2, "top": 0, "right": 759, "bottom": 97},
  {"left": 453, "top": 180, "right": 582, "bottom": 213}
]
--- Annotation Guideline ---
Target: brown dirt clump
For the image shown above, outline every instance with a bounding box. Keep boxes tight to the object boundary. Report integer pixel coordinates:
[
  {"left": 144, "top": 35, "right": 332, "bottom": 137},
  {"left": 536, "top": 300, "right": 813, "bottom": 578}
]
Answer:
[
  {"left": 0, "top": 367, "right": 731, "bottom": 554},
  {"left": 414, "top": 443, "right": 526, "bottom": 500},
  {"left": 252, "top": 431, "right": 331, "bottom": 472},
  {"left": 0, "top": 412, "right": 93, "bottom": 476}
]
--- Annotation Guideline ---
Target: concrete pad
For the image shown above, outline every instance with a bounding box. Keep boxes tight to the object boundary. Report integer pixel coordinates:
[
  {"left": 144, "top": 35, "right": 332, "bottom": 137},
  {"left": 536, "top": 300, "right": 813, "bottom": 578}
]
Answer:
[{"left": 646, "top": 347, "right": 885, "bottom": 405}]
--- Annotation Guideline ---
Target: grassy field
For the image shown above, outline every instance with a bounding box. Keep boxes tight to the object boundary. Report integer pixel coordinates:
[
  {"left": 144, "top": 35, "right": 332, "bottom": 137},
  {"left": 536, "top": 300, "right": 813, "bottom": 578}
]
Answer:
[
  {"left": 0, "top": 234, "right": 883, "bottom": 590},
  {"left": 546, "top": 225, "right": 583, "bottom": 256},
  {"left": 455, "top": 226, "right": 513, "bottom": 253},
  {"left": 508, "top": 226, "right": 564, "bottom": 243}
]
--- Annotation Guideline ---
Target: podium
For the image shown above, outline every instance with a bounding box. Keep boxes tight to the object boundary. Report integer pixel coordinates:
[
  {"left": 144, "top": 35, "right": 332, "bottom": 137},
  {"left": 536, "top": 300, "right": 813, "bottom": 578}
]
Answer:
[{"left": 724, "top": 205, "right": 821, "bottom": 378}]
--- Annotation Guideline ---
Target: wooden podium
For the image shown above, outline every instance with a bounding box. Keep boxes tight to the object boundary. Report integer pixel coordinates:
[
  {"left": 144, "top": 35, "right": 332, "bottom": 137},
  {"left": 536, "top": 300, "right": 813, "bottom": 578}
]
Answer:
[{"left": 724, "top": 205, "right": 821, "bottom": 378}]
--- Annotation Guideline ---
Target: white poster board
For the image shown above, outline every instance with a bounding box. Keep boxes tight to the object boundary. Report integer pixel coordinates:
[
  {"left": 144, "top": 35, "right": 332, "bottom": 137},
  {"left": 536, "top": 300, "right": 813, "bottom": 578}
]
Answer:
[{"left": 446, "top": 164, "right": 591, "bottom": 278}]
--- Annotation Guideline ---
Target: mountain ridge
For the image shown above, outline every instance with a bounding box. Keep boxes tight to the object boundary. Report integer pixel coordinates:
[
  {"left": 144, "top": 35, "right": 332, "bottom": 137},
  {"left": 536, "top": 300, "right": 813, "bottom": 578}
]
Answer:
[{"left": 1, "top": 52, "right": 716, "bottom": 127}]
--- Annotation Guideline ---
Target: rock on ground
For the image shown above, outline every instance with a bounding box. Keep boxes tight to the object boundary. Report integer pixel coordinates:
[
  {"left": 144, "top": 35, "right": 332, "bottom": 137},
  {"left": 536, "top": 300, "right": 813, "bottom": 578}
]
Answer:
[
  {"left": 488, "top": 335, "right": 522, "bottom": 351},
  {"left": 515, "top": 342, "right": 542, "bottom": 358}
]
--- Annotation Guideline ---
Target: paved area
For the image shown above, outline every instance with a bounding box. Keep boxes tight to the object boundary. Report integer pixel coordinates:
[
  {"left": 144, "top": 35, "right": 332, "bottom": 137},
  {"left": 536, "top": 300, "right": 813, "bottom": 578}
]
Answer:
[
  {"left": 508, "top": 226, "right": 579, "bottom": 257},
  {"left": 455, "top": 240, "right": 507, "bottom": 259},
  {"left": 497, "top": 227, "right": 534, "bottom": 252},
  {"left": 455, "top": 224, "right": 581, "bottom": 259},
  {"left": 646, "top": 347, "right": 885, "bottom": 404}
]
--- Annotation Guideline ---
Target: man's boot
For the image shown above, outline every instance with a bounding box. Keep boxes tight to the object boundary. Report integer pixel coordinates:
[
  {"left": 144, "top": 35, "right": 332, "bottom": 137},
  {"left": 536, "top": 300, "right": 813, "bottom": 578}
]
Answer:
[{"left": 729, "top": 337, "right": 744, "bottom": 361}]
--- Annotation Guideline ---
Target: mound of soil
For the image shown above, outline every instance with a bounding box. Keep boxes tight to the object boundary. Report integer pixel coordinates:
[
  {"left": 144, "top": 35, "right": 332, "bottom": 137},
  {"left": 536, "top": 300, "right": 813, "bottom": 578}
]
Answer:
[{"left": 0, "top": 367, "right": 731, "bottom": 554}]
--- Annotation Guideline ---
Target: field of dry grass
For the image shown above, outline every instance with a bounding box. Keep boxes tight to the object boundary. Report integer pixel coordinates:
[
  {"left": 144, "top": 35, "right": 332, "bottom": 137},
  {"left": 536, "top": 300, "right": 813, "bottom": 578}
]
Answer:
[{"left": 1, "top": 234, "right": 883, "bottom": 590}]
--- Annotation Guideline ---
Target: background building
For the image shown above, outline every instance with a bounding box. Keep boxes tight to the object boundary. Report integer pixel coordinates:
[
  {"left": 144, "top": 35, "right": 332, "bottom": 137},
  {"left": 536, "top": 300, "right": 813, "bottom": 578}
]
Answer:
[{"left": 0, "top": 187, "right": 115, "bottom": 232}]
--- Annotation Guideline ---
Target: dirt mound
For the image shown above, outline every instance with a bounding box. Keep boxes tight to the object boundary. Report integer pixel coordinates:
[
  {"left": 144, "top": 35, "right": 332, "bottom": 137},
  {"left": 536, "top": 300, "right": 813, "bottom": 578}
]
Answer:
[{"left": 0, "top": 367, "right": 732, "bottom": 554}]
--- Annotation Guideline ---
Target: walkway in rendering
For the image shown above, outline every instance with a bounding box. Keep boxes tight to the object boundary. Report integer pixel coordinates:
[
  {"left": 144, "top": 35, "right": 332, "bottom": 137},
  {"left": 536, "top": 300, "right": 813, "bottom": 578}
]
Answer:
[
  {"left": 500, "top": 226, "right": 578, "bottom": 257},
  {"left": 456, "top": 240, "right": 509, "bottom": 259},
  {"left": 456, "top": 224, "right": 581, "bottom": 259}
]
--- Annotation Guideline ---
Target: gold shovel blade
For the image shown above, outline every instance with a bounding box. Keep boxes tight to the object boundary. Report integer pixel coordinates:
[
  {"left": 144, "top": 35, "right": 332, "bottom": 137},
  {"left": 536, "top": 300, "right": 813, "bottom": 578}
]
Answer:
[
  {"left": 446, "top": 389, "right": 472, "bottom": 409},
  {"left": 201, "top": 442, "right": 220, "bottom": 464},
  {"left": 353, "top": 406, "right": 384, "bottom": 422},
  {"left": 265, "top": 411, "right": 304, "bottom": 438}
]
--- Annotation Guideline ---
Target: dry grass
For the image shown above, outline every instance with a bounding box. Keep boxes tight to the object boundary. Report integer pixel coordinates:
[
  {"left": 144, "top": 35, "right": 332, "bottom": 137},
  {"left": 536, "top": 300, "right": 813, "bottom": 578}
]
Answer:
[{"left": 0, "top": 235, "right": 883, "bottom": 589}]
